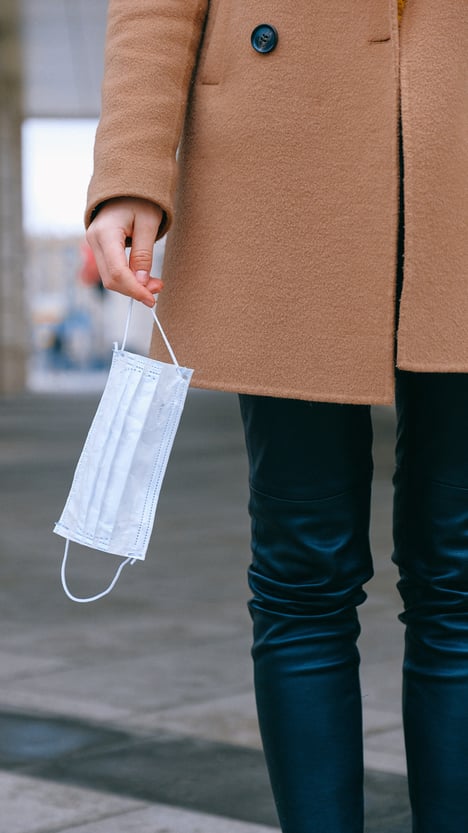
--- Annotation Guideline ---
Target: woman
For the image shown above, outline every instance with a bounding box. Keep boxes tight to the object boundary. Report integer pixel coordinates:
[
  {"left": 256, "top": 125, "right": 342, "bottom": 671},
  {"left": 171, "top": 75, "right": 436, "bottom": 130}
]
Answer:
[{"left": 86, "top": 1, "right": 468, "bottom": 831}]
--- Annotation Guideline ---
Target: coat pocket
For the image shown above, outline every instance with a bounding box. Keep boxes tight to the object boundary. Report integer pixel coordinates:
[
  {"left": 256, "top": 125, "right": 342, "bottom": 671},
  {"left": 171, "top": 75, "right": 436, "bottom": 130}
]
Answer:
[
  {"left": 365, "top": 0, "right": 392, "bottom": 42},
  {"left": 197, "top": 0, "right": 230, "bottom": 85}
]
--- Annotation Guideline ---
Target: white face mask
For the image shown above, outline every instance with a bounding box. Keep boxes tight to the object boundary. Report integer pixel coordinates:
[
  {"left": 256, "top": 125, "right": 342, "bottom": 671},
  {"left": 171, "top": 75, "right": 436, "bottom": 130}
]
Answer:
[{"left": 54, "top": 300, "right": 193, "bottom": 603}]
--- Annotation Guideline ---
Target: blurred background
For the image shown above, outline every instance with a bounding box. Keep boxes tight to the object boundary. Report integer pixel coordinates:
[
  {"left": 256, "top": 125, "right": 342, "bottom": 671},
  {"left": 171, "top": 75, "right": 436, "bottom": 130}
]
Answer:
[{"left": 1, "top": 0, "right": 160, "bottom": 396}]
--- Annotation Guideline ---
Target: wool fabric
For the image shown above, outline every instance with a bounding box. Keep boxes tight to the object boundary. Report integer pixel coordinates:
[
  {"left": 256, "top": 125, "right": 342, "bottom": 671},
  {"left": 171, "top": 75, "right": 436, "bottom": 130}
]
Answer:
[{"left": 87, "top": 0, "right": 468, "bottom": 405}]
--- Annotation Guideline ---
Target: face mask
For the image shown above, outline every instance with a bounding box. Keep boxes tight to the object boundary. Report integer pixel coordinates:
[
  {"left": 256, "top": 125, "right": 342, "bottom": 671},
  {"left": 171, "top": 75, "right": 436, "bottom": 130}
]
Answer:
[{"left": 54, "top": 300, "right": 193, "bottom": 603}]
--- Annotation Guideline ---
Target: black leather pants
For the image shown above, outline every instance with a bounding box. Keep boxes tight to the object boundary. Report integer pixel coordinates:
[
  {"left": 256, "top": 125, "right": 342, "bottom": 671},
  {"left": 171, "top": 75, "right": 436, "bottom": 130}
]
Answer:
[{"left": 239, "top": 379, "right": 468, "bottom": 833}]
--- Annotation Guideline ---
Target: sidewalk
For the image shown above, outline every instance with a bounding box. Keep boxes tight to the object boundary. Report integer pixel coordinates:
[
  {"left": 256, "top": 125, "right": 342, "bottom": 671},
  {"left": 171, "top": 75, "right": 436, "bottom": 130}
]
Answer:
[{"left": 0, "top": 390, "right": 410, "bottom": 833}]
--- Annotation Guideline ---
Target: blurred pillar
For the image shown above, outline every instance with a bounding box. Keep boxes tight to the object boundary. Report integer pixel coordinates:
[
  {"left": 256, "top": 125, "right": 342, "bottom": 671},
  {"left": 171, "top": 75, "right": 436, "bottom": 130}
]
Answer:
[{"left": 0, "top": 0, "right": 26, "bottom": 393}]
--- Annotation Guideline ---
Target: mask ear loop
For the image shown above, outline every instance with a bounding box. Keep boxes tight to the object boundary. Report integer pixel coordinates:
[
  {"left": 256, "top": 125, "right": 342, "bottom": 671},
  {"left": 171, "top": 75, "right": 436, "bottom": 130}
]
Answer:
[
  {"left": 119, "top": 297, "right": 134, "bottom": 352},
  {"left": 120, "top": 298, "right": 182, "bottom": 372},
  {"left": 150, "top": 307, "right": 181, "bottom": 370},
  {"left": 61, "top": 541, "right": 137, "bottom": 604}
]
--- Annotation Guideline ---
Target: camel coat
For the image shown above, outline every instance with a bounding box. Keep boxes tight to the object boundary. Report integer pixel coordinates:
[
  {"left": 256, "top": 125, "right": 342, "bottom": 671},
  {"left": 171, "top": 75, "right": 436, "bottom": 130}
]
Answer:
[{"left": 86, "top": 0, "right": 468, "bottom": 405}]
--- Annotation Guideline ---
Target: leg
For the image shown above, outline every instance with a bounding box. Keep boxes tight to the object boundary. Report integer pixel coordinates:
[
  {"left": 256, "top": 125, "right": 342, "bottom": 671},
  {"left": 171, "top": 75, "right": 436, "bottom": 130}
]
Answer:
[
  {"left": 393, "top": 371, "right": 468, "bottom": 832},
  {"left": 239, "top": 394, "right": 374, "bottom": 833}
]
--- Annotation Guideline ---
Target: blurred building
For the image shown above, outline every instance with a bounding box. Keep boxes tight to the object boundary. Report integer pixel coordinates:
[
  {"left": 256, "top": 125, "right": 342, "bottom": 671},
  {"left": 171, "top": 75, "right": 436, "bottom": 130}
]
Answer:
[
  {"left": 24, "top": 232, "right": 164, "bottom": 391},
  {"left": 0, "top": 0, "right": 24, "bottom": 392},
  {"left": 0, "top": 0, "right": 108, "bottom": 393}
]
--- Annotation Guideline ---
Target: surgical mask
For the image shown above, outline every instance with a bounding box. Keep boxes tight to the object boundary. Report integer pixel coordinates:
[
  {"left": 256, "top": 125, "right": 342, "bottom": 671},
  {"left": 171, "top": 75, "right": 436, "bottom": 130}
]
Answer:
[{"left": 54, "top": 300, "right": 193, "bottom": 603}]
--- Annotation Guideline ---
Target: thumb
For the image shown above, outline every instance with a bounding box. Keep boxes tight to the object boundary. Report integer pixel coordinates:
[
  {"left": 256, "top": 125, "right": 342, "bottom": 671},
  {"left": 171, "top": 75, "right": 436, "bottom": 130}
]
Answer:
[
  {"left": 135, "top": 270, "right": 150, "bottom": 285},
  {"left": 129, "top": 244, "right": 154, "bottom": 280},
  {"left": 128, "top": 209, "right": 161, "bottom": 281}
]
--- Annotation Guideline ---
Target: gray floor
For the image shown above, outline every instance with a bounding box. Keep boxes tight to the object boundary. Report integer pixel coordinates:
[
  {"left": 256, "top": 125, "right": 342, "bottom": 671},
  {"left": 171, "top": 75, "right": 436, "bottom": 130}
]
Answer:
[{"left": 0, "top": 390, "right": 411, "bottom": 833}]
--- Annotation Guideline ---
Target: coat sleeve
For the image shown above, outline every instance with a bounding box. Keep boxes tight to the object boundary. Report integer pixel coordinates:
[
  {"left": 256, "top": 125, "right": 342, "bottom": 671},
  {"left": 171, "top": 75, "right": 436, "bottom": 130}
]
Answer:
[{"left": 85, "top": 0, "right": 208, "bottom": 238}]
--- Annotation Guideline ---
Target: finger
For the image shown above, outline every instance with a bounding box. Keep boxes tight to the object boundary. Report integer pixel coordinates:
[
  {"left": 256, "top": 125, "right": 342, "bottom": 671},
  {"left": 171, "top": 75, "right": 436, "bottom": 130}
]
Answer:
[
  {"left": 87, "top": 221, "right": 128, "bottom": 287},
  {"left": 128, "top": 208, "right": 161, "bottom": 281},
  {"left": 146, "top": 277, "right": 164, "bottom": 295},
  {"left": 135, "top": 270, "right": 150, "bottom": 285},
  {"left": 136, "top": 274, "right": 164, "bottom": 294},
  {"left": 92, "top": 227, "right": 157, "bottom": 307}
]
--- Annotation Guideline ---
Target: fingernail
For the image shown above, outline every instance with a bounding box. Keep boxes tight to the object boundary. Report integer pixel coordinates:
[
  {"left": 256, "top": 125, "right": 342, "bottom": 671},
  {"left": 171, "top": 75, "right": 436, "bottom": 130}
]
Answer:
[{"left": 136, "top": 270, "right": 149, "bottom": 284}]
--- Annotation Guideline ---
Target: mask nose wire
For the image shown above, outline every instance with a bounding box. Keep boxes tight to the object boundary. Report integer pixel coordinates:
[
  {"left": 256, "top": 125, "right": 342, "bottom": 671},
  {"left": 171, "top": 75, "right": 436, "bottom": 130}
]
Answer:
[{"left": 61, "top": 539, "right": 137, "bottom": 603}]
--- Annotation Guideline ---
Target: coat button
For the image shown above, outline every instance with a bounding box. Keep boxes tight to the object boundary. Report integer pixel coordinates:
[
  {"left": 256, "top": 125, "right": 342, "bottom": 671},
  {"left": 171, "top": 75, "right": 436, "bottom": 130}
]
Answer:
[{"left": 251, "top": 24, "right": 278, "bottom": 54}]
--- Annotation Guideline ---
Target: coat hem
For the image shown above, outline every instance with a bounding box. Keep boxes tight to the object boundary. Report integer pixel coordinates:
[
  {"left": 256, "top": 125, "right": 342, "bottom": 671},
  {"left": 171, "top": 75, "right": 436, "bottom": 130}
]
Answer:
[
  {"left": 396, "top": 358, "right": 468, "bottom": 375},
  {"left": 188, "top": 376, "right": 396, "bottom": 407}
]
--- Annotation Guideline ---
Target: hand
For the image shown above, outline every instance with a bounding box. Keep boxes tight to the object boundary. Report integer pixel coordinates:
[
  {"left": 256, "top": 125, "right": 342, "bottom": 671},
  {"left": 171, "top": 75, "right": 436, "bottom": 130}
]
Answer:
[{"left": 86, "top": 197, "right": 164, "bottom": 307}]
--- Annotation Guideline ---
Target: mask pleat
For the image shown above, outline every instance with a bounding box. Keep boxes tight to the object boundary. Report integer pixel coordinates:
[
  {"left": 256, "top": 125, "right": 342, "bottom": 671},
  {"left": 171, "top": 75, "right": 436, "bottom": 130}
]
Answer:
[
  {"left": 89, "top": 360, "right": 160, "bottom": 546},
  {"left": 108, "top": 366, "right": 183, "bottom": 555},
  {"left": 58, "top": 351, "right": 131, "bottom": 536}
]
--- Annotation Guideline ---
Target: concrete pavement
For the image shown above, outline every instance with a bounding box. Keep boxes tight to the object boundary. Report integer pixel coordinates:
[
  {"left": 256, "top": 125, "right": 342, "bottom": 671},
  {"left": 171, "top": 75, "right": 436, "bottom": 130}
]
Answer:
[{"left": 0, "top": 390, "right": 410, "bottom": 833}]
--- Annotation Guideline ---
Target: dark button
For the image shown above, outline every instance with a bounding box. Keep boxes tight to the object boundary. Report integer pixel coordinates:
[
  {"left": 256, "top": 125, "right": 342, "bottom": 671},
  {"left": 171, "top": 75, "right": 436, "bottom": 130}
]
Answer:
[{"left": 251, "top": 24, "right": 278, "bottom": 54}]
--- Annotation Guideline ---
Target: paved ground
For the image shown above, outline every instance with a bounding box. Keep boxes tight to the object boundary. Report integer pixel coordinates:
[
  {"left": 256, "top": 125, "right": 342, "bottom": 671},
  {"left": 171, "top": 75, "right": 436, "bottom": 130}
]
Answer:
[{"left": 0, "top": 390, "right": 411, "bottom": 833}]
